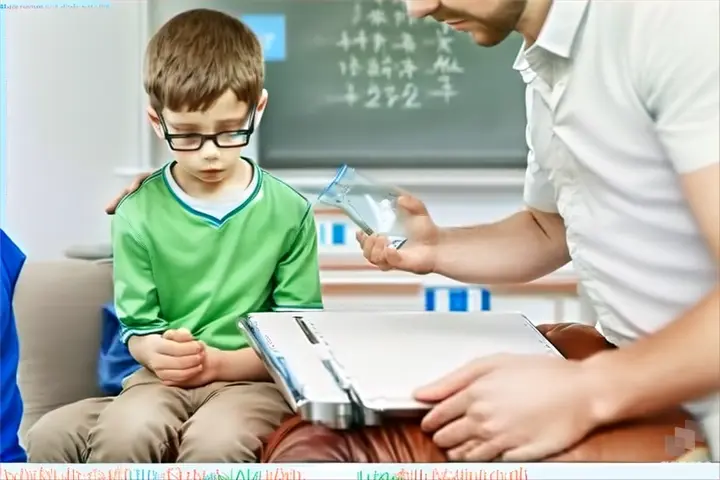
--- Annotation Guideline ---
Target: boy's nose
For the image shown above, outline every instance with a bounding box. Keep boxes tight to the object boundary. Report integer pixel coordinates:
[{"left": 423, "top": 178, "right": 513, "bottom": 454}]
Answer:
[
  {"left": 200, "top": 138, "right": 220, "bottom": 160},
  {"left": 405, "top": 0, "right": 440, "bottom": 19}
]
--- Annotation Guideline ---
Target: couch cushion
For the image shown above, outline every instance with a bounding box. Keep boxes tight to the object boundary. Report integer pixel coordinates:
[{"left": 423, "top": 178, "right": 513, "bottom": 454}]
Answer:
[{"left": 14, "top": 260, "right": 112, "bottom": 442}]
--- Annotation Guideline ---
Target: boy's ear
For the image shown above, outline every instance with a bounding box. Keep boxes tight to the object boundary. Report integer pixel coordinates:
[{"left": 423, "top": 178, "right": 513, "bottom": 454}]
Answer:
[
  {"left": 254, "top": 89, "right": 269, "bottom": 129},
  {"left": 146, "top": 106, "right": 164, "bottom": 139}
]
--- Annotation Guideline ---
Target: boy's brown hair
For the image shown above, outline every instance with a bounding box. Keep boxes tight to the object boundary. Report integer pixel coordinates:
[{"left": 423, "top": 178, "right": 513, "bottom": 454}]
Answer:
[{"left": 144, "top": 8, "right": 264, "bottom": 113}]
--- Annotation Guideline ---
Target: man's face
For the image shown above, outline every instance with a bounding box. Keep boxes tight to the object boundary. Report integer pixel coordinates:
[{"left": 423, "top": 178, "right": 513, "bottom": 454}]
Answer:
[{"left": 404, "top": 0, "right": 526, "bottom": 46}]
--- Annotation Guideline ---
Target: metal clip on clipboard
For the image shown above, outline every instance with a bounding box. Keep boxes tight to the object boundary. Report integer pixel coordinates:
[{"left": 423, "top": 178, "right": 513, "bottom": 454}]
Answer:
[
  {"left": 239, "top": 311, "right": 564, "bottom": 430},
  {"left": 292, "top": 316, "right": 369, "bottom": 428},
  {"left": 239, "top": 315, "right": 368, "bottom": 429}
]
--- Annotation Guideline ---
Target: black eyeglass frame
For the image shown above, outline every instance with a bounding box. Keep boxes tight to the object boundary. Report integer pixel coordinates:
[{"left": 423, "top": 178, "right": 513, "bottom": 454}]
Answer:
[{"left": 157, "top": 106, "right": 257, "bottom": 152}]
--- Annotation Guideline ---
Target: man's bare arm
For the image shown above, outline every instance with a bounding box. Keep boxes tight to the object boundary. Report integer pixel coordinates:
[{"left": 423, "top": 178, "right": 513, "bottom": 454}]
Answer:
[{"left": 433, "top": 208, "right": 570, "bottom": 285}]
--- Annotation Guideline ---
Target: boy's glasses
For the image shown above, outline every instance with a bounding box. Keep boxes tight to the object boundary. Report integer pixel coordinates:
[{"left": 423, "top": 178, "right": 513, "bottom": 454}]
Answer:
[{"left": 158, "top": 107, "right": 256, "bottom": 152}]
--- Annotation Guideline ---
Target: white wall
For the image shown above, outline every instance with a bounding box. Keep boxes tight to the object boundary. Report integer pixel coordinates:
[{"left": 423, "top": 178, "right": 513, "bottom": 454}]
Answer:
[
  {"left": 1, "top": 2, "right": 590, "bottom": 325},
  {"left": 3, "top": 1, "right": 148, "bottom": 259}
]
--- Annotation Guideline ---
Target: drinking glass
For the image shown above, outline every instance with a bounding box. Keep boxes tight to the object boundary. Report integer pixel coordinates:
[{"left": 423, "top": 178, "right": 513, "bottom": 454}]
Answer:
[{"left": 316, "top": 165, "right": 407, "bottom": 249}]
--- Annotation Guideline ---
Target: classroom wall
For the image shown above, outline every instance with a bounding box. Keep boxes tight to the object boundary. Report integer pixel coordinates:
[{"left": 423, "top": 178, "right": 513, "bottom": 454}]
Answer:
[
  {"left": 2, "top": 2, "right": 143, "bottom": 258},
  {"left": 1, "top": 1, "right": 529, "bottom": 261},
  {"left": 2, "top": 1, "right": 591, "bottom": 326}
]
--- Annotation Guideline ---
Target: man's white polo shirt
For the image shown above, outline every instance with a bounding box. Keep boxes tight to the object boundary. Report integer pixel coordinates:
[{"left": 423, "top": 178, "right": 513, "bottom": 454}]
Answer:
[{"left": 515, "top": 0, "right": 719, "bottom": 458}]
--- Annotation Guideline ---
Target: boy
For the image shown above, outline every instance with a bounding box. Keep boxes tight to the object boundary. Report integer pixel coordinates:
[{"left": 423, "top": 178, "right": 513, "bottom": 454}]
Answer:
[{"left": 26, "top": 8, "right": 322, "bottom": 463}]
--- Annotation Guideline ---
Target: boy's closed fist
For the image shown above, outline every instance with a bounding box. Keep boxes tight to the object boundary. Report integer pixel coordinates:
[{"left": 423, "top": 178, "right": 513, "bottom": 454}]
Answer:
[
  {"left": 140, "top": 329, "right": 205, "bottom": 384},
  {"left": 163, "top": 328, "right": 195, "bottom": 343},
  {"left": 161, "top": 329, "right": 223, "bottom": 388}
]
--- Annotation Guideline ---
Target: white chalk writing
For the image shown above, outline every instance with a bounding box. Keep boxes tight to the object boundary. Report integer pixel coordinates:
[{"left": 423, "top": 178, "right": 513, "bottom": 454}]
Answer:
[{"left": 328, "top": 0, "right": 466, "bottom": 109}]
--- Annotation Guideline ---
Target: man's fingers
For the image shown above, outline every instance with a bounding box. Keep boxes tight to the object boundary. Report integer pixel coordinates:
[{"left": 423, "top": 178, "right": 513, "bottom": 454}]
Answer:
[
  {"left": 414, "top": 356, "right": 502, "bottom": 402},
  {"left": 358, "top": 231, "right": 408, "bottom": 271},
  {"left": 104, "top": 191, "right": 127, "bottom": 215},
  {"left": 368, "top": 235, "right": 389, "bottom": 266},
  {"left": 420, "top": 389, "right": 471, "bottom": 433},
  {"left": 432, "top": 416, "right": 475, "bottom": 450},
  {"left": 131, "top": 174, "right": 147, "bottom": 189},
  {"left": 361, "top": 234, "right": 390, "bottom": 269},
  {"left": 361, "top": 234, "right": 378, "bottom": 260},
  {"left": 157, "top": 365, "right": 203, "bottom": 384},
  {"left": 446, "top": 439, "right": 481, "bottom": 461},
  {"left": 385, "top": 246, "right": 404, "bottom": 268},
  {"left": 500, "top": 437, "right": 559, "bottom": 462},
  {"left": 464, "top": 437, "right": 510, "bottom": 462},
  {"left": 105, "top": 172, "right": 152, "bottom": 214},
  {"left": 397, "top": 194, "right": 428, "bottom": 216}
]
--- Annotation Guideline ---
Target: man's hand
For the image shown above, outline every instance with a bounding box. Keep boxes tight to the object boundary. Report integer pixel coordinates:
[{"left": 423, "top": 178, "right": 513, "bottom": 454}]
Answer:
[
  {"left": 356, "top": 194, "right": 440, "bottom": 274},
  {"left": 415, "top": 354, "right": 600, "bottom": 461},
  {"left": 129, "top": 329, "right": 205, "bottom": 384},
  {"left": 105, "top": 172, "right": 153, "bottom": 214}
]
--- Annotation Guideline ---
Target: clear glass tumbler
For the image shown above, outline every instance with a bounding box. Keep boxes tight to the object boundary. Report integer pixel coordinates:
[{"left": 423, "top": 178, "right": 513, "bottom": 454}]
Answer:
[{"left": 316, "top": 165, "right": 407, "bottom": 249}]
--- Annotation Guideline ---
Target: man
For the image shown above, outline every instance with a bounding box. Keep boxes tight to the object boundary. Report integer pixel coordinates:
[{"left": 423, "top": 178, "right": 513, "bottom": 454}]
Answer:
[
  {"left": 1, "top": 229, "right": 28, "bottom": 462},
  {"left": 108, "top": 0, "right": 719, "bottom": 462},
  {"left": 357, "top": 0, "right": 720, "bottom": 462}
]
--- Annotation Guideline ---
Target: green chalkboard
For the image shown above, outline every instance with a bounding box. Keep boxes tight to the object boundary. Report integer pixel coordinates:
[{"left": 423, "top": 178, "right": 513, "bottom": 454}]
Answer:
[{"left": 151, "top": 0, "right": 529, "bottom": 169}]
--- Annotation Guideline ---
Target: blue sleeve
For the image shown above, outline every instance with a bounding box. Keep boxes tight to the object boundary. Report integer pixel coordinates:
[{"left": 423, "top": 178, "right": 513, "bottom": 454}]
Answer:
[{"left": 0, "top": 229, "right": 28, "bottom": 462}]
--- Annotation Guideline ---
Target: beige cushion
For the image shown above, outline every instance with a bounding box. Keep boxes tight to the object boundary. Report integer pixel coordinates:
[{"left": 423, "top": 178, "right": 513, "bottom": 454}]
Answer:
[{"left": 14, "top": 260, "right": 112, "bottom": 442}]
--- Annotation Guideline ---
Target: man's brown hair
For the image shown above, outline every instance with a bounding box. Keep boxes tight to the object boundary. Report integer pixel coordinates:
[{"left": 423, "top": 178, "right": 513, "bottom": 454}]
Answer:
[{"left": 144, "top": 8, "right": 264, "bottom": 113}]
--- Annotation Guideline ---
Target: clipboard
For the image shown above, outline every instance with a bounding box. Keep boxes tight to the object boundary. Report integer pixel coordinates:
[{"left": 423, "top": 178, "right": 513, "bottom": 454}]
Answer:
[{"left": 238, "top": 311, "right": 563, "bottom": 429}]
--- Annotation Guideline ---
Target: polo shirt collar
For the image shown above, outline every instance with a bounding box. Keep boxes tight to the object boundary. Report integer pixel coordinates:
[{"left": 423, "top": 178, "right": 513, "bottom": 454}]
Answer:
[
  {"left": 512, "top": 0, "right": 589, "bottom": 76},
  {"left": 536, "top": 0, "right": 589, "bottom": 58}
]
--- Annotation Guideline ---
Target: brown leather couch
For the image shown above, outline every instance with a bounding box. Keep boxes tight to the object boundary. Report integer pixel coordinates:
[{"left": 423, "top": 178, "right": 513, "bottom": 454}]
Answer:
[
  {"left": 14, "top": 261, "right": 706, "bottom": 462},
  {"left": 261, "top": 323, "right": 705, "bottom": 462}
]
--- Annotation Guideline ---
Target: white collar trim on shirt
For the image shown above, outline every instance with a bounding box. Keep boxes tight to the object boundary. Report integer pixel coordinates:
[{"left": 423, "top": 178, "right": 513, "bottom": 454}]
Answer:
[
  {"left": 512, "top": 0, "right": 590, "bottom": 77},
  {"left": 163, "top": 159, "right": 259, "bottom": 208}
]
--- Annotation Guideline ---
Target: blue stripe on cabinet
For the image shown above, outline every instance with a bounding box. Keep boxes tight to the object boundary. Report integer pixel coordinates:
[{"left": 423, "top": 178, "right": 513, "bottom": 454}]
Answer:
[
  {"left": 424, "top": 288, "right": 436, "bottom": 311},
  {"left": 316, "top": 220, "right": 351, "bottom": 247},
  {"left": 481, "top": 288, "right": 491, "bottom": 311},
  {"left": 332, "top": 223, "right": 346, "bottom": 245},
  {"left": 424, "top": 286, "right": 492, "bottom": 312},
  {"left": 448, "top": 288, "right": 468, "bottom": 312}
]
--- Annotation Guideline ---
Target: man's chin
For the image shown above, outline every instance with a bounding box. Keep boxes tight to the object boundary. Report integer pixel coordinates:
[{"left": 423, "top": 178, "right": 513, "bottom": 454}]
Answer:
[{"left": 469, "top": 30, "right": 510, "bottom": 47}]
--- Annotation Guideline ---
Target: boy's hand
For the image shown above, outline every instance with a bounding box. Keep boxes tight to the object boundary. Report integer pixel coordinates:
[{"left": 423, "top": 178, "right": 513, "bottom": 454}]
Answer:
[
  {"left": 133, "top": 329, "right": 205, "bottom": 384},
  {"left": 161, "top": 329, "right": 224, "bottom": 388}
]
